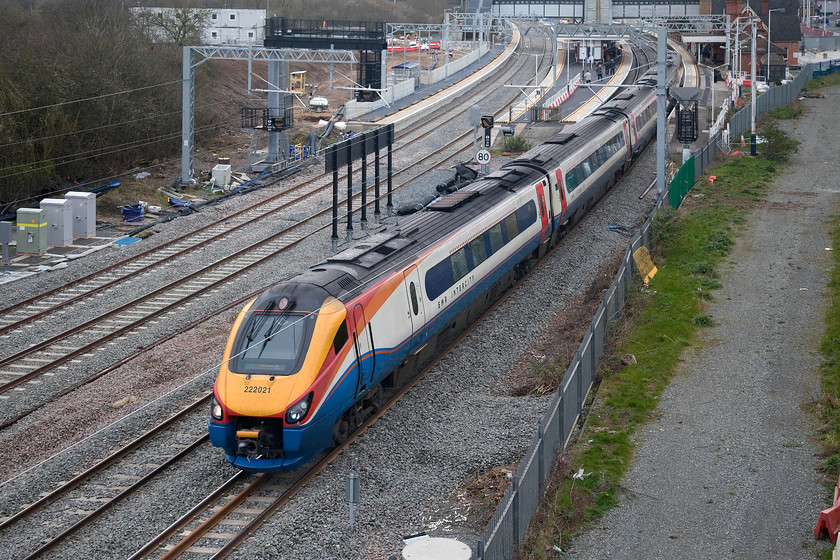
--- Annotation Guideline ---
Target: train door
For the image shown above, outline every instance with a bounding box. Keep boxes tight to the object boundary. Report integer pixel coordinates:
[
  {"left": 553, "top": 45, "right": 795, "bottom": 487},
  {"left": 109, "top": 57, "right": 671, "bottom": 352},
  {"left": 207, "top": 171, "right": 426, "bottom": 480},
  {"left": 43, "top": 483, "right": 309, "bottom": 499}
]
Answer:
[
  {"left": 353, "top": 304, "right": 374, "bottom": 397},
  {"left": 554, "top": 169, "right": 568, "bottom": 225},
  {"left": 402, "top": 265, "right": 426, "bottom": 352},
  {"left": 535, "top": 179, "right": 551, "bottom": 243},
  {"left": 620, "top": 120, "right": 629, "bottom": 156}
]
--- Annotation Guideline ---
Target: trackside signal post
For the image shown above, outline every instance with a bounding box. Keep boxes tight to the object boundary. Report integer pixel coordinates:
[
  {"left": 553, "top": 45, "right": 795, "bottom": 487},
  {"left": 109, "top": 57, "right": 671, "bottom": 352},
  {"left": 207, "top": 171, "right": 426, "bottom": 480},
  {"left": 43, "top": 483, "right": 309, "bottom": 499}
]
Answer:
[{"left": 325, "top": 124, "right": 395, "bottom": 252}]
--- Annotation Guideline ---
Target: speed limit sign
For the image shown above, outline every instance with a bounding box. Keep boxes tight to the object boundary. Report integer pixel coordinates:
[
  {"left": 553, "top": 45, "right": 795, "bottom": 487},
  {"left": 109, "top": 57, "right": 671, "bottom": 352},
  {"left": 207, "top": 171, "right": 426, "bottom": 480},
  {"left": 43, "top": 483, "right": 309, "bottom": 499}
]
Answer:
[{"left": 475, "top": 148, "right": 492, "bottom": 165}]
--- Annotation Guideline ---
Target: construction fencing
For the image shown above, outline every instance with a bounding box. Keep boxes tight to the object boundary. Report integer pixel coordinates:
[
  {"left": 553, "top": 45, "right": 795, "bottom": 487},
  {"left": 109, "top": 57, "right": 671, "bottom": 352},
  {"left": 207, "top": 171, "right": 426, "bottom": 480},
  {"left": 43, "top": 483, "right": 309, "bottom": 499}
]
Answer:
[{"left": 476, "top": 61, "right": 821, "bottom": 560}]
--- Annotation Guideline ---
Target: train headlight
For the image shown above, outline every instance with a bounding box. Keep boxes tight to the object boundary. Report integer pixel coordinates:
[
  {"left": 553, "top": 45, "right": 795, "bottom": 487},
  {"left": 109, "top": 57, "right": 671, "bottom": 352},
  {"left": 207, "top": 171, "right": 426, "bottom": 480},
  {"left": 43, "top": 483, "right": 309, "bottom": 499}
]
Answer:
[
  {"left": 285, "top": 392, "right": 313, "bottom": 424},
  {"left": 211, "top": 396, "right": 224, "bottom": 421}
]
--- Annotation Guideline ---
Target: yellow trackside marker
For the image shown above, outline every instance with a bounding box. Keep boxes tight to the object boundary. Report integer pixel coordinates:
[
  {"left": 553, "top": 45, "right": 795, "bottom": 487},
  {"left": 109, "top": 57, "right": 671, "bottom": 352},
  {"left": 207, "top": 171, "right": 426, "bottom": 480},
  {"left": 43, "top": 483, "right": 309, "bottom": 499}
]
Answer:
[{"left": 633, "top": 246, "right": 658, "bottom": 285}]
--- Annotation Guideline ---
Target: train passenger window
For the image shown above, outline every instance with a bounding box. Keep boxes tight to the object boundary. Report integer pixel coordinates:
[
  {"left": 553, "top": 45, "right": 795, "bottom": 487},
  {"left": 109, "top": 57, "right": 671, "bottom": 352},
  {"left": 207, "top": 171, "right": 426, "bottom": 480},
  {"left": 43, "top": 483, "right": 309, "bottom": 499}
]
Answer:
[
  {"left": 565, "top": 169, "right": 578, "bottom": 192},
  {"left": 426, "top": 258, "right": 453, "bottom": 301},
  {"left": 470, "top": 236, "right": 488, "bottom": 268},
  {"left": 424, "top": 200, "right": 537, "bottom": 302},
  {"left": 504, "top": 213, "right": 519, "bottom": 240},
  {"left": 409, "top": 282, "right": 419, "bottom": 315},
  {"left": 517, "top": 200, "right": 537, "bottom": 228},
  {"left": 488, "top": 224, "right": 504, "bottom": 253},
  {"left": 333, "top": 320, "right": 349, "bottom": 353},
  {"left": 451, "top": 247, "right": 469, "bottom": 281}
]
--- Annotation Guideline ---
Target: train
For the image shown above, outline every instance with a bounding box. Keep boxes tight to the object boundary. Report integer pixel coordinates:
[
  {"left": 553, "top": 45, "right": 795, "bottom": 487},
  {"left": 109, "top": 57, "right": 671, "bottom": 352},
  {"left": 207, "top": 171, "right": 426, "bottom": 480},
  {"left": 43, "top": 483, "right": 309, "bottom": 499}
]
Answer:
[{"left": 209, "top": 47, "right": 681, "bottom": 472}]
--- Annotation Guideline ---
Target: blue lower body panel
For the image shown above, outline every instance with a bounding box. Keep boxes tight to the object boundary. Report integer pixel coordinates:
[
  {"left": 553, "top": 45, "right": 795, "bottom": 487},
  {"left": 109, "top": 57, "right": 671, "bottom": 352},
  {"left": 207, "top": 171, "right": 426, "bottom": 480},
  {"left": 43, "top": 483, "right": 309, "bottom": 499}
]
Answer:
[{"left": 209, "top": 413, "right": 335, "bottom": 473}]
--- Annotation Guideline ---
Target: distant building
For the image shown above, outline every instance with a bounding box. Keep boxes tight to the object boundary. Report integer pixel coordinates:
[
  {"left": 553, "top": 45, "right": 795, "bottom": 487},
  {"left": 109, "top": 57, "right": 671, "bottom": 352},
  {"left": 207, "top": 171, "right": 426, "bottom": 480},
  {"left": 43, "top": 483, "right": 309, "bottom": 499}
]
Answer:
[
  {"left": 132, "top": 7, "right": 266, "bottom": 45},
  {"left": 205, "top": 9, "right": 265, "bottom": 45}
]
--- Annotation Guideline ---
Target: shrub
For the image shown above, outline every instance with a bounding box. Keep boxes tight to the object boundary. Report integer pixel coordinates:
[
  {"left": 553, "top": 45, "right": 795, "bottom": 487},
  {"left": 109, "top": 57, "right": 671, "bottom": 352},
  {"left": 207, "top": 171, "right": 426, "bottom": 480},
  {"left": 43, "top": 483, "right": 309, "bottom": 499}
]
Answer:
[
  {"left": 500, "top": 136, "right": 532, "bottom": 154},
  {"left": 760, "top": 121, "right": 800, "bottom": 162}
]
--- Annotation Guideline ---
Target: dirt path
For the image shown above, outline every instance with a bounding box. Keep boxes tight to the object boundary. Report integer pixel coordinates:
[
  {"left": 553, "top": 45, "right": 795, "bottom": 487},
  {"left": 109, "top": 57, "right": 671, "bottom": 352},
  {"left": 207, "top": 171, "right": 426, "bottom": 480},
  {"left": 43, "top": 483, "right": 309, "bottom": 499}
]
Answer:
[{"left": 564, "top": 87, "right": 840, "bottom": 558}]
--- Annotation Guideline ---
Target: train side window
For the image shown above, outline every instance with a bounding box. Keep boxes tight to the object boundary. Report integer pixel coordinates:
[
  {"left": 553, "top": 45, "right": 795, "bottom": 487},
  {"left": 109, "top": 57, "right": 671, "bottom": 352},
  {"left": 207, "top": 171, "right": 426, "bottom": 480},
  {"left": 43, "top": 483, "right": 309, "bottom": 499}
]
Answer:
[
  {"left": 470, "top": 235, "right": 488, "bottom": 268},
  {"left": 504, "top": 213, "right": 519, "bottom": 240},
  {"left": 426, "top": 258, "right": 453, "bottom": 300},
  {"left": 451, "top": 247, "right": 469, "bottom": 281},
  {"left": 409, "top": 282, "right": 419, "bottom": 315},
  {"left": 516, "top": 200, "right": 537, "bottom": 229},
  {"left": 333, "top": 320, "right": 349, "bottom": 353},
  {"left": 565, "top": 169, "right": 578, "bottom": 192},
  {"left": 488, "top": 224, "right": 504, "bottom": 253}
]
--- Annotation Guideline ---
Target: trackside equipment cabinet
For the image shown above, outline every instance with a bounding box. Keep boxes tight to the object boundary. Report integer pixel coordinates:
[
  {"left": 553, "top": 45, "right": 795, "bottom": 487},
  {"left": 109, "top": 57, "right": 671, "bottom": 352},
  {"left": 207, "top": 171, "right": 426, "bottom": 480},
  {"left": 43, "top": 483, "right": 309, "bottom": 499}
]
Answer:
[
  {"left": 16, "top": 208, "right": 47, "bottom": 255},
  {"left": 40, "top": 198, "right": 72, "bottom": 247},
  {"left": 65, "top": 191, "right": 96, "bottom": 238}
]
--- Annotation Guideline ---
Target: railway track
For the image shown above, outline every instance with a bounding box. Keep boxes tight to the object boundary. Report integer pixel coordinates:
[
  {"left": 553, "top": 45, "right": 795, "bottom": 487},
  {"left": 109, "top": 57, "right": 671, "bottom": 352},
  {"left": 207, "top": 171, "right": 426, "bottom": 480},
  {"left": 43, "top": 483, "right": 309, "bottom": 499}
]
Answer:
[
  {"left": 0, "top": 41, "right": 694, "bottom": 560},
  {"left": 0, "top": 36, "right": 559, "bottom": 426},
  {"left": 0, "top": 396, "right": 210, "bottom": 560}
]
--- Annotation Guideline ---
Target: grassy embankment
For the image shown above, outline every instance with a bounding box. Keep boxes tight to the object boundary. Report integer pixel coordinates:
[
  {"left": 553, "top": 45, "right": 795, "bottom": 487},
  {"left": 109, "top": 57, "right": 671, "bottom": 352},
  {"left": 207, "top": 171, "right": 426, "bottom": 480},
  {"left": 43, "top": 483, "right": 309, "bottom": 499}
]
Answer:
[{"left": 516, "top": 76, "right": 840, "bottom": 557}]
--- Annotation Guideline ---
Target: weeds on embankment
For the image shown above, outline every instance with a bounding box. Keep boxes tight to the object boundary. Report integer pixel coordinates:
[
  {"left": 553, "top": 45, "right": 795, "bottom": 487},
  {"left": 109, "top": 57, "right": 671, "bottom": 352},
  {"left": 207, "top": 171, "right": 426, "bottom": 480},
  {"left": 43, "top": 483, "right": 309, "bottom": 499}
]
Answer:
[
  {"left": 520, "top": 147, "right": 791, "bottom": 559},
  {"left": 818, "top": 215, "right": 840, "bottom": 478}
]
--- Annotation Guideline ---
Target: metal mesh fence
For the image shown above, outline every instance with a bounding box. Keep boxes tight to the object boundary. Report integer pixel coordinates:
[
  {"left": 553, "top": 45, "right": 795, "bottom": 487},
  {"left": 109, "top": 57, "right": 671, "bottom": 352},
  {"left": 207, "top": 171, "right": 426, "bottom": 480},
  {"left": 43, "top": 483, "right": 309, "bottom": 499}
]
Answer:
[
  {"left": 730, "top": 64, "right": 814, "bottom": 140},
  {"left": 479, "top": 202, "right": 660, "bottom": 559}
]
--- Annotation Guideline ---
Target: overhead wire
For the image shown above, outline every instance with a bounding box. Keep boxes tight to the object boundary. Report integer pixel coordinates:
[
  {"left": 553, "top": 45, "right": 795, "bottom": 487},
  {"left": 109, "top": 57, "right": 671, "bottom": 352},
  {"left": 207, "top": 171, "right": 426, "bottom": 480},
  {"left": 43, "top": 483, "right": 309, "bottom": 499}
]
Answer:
[
  {"left": 0, "top": 79, "right": 183, "bottom": 118},
  {"left": 0, "top": 96, "right": 251, "bottom": 150},
  {"left": 0, "top": 117, "right": 241, "bottom": 180}
]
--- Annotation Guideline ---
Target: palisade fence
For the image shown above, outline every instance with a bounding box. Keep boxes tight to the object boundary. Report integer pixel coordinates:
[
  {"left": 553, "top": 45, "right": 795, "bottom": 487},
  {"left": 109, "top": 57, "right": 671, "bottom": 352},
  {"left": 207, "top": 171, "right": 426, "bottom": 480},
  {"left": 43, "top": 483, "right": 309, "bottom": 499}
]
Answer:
[{"left": 476, "top": 61, "right": 821, "bottom": 560}]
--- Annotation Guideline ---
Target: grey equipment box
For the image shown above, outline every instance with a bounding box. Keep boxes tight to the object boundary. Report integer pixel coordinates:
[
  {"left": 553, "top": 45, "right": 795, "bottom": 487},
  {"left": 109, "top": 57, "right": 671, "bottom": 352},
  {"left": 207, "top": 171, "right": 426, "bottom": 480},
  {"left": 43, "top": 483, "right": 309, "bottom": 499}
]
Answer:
[
  {"left": 0, "top": 221, "right": 12, "bottom": 264},
  {"left": 65, "top": 191, "right": 97, "bottom": 238},
  {"left": 40, "top": 198, "right": 72, "bottom": 247},
  {"left": 16, "top": 208, "right": 47, "bottom": 255}
]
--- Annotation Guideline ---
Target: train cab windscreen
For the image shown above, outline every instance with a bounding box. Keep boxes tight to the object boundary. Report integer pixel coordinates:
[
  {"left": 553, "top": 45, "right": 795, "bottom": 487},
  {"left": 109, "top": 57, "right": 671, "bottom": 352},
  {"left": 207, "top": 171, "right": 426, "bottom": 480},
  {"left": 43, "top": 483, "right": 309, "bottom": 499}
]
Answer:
[{"left": 230, "top": 307, "right": 315, "bottom": 375}]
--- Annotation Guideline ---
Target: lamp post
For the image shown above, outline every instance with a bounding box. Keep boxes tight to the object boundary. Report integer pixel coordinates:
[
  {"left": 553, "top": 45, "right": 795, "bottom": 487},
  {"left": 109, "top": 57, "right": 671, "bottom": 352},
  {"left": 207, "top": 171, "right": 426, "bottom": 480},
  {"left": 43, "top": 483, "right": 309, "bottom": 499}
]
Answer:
[
  {"left": 751, "top": 18, "right": 757, "bottom": 156},
  {"left": 767, "top": 7, "right": 785, "bottom": 83},
  {"left": 701, "top": 63, "right": 727, "bottom": 127}
]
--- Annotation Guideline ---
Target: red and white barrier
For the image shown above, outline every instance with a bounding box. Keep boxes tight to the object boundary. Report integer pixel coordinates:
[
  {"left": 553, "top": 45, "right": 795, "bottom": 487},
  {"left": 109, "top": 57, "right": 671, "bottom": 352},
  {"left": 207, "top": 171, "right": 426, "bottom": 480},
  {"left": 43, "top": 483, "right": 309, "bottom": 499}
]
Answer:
[
  {"left": 545, "top": 76, "right": 582, "bottom": 109},
  {"left": 815, "top": 473, "right": 840, "bottom": 545}
]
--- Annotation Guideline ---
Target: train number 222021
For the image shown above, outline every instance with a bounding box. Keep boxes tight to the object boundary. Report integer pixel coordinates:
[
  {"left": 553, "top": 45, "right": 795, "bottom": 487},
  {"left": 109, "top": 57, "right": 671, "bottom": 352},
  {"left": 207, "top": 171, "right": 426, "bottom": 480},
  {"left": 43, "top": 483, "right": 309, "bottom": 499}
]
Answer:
[{"left": 244, "top": 386, "right": 271, "bottom": 394}]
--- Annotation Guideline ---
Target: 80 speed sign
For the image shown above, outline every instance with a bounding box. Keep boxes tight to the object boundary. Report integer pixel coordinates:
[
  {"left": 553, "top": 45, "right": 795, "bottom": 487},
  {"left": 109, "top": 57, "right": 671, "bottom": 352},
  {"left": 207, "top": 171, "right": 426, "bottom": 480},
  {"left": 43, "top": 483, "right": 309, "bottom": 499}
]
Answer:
[{"left": 475, "top": 148, "right": 492, "bottom": 165}]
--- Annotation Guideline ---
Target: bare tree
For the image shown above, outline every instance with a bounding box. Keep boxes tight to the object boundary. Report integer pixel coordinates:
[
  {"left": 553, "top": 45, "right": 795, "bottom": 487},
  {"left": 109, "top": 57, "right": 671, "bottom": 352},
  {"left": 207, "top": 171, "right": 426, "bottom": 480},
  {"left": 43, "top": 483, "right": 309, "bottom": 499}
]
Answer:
[{"left": 135, "top": 4, "right": 212, "bottom": 46}]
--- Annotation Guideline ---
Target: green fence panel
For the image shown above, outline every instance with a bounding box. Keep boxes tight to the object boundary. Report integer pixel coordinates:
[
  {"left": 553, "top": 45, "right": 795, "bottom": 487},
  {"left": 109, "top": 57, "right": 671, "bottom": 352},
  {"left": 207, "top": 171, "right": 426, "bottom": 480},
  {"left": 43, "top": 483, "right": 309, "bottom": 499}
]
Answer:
[{"left": 669, "top": 155, "right": 695, "bottom": 209}]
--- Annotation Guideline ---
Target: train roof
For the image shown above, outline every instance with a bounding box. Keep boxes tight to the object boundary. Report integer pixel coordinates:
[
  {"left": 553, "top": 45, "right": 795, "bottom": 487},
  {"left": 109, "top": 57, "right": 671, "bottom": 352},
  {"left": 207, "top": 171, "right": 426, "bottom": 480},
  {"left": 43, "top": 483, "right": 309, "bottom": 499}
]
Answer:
[
  {"left": 288, "top": 45, "right": 683, "bottom": 301},
  {"left": 292, "top": 165, "right": 546, "bottom": 298}
]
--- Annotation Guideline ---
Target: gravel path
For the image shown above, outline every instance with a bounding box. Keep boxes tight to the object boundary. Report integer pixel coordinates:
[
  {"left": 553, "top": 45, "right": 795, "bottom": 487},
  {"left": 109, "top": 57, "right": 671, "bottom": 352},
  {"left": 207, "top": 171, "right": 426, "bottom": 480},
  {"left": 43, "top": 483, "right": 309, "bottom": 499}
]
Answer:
[{"left": 564, "top": 87, "right": 840, "bottom": 559}]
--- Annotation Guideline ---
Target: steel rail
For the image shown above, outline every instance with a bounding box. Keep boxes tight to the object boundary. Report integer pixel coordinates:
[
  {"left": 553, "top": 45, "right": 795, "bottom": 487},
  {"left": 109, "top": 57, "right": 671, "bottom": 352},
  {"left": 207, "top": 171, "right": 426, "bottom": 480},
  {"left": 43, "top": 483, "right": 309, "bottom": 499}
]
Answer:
[
  {"left": 0, "top": 46, "right": 557, "bottom": 399},
  {"left": 18, "top": 435, "right": 208, "bottom": 560},
  {"left": 0, "top": 34, "right": 540, "bottom": 339}
]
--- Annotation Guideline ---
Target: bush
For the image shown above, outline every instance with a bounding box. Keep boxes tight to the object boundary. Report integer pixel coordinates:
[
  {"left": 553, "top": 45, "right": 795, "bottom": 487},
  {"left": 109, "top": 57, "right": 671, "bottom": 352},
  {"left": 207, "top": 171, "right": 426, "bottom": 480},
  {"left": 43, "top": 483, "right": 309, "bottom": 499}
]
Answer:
[
  {"left": 768, "top": 102, "right": 804, "bottom": 119},
  {"left": 500, "top": 135, "right": 532, "bottom": 154},
  {"left": 760, "top": 121, "right": 800, "bottom": 162}
]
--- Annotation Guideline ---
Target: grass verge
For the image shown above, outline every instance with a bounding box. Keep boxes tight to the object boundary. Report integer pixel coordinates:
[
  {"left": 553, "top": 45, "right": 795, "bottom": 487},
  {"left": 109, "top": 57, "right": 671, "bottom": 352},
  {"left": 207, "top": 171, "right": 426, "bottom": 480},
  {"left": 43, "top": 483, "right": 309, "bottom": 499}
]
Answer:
[
  {"left": 521, "top": 154, "right": 780, "bottom": 558},
  {"left": 818, "top": 216, "right": 840, "bottom": 480}
]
